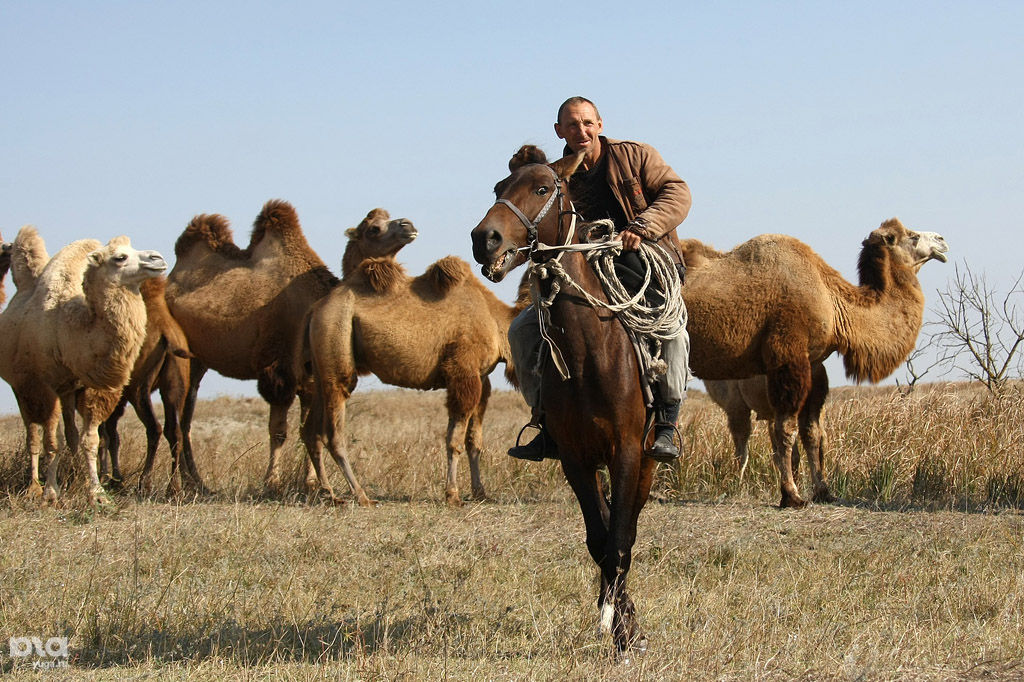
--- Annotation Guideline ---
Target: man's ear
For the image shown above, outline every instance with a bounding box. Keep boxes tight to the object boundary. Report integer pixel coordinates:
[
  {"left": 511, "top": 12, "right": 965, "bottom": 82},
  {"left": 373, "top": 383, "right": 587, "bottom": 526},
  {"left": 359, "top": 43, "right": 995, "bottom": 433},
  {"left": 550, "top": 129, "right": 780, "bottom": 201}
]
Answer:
[{"left": 550, "top": 148, "right": 586, "bottom": 180}]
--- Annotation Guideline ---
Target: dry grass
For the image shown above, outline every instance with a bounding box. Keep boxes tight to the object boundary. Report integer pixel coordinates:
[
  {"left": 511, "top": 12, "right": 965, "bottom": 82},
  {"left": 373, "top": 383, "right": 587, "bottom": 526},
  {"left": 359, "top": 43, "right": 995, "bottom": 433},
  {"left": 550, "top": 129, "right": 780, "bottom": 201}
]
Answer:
[{"left": 0, "top": 382, "right": 1022, "bottom": 679}]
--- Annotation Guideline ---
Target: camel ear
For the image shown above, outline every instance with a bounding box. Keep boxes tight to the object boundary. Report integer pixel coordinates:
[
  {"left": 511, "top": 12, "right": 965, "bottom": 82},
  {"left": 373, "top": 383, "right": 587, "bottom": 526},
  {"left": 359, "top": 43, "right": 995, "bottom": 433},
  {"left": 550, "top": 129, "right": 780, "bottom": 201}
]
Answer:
[
  {"left": 345, "top": 227, "right": 359, "bottom": 240},
  {"left": 550, "top": 149, "right": 586, "bottom": 180},
  {"left": 87, "top": 250, "right": 104, "bottom": 266}
]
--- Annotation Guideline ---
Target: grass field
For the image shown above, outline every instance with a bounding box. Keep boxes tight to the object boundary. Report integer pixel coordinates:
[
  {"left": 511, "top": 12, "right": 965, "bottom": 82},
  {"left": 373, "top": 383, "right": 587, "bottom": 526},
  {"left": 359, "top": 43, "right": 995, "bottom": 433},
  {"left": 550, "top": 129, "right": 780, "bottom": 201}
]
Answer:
[{"left": 0, "top": 383, "right": 1022, "bottom": 680}]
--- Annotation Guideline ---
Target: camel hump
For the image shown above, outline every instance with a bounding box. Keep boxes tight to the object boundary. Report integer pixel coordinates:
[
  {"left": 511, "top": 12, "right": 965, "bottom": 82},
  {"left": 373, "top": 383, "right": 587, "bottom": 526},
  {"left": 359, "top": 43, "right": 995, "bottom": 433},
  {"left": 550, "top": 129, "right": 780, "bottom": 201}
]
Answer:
[
  {"left": 510, "top": 144, "right": 549, "bottom": 170},
  {"left": 678, "top": 238, "right": 725, "bottom": 269},
  {"left": 357, "top": 257, "right": 407, "bottom": 293},
  {"left": 12, "top": 225, "right": 49, "bottom": 290},
  {"left": 249, "top": 199, "right": 302, "bottom": 248},
  {"left": 423, "top": 256, "right": 472, "bottom": 294},
  {"left": 175, "top": 213, "right": 242, "bottom": 259}
]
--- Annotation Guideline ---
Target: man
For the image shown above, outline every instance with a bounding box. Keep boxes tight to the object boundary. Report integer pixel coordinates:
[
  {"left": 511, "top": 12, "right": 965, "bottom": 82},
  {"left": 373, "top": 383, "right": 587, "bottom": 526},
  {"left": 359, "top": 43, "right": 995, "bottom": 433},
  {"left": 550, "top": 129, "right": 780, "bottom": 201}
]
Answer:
[{"left": 508, "top": 96, "right": 692, "bottom": 462}]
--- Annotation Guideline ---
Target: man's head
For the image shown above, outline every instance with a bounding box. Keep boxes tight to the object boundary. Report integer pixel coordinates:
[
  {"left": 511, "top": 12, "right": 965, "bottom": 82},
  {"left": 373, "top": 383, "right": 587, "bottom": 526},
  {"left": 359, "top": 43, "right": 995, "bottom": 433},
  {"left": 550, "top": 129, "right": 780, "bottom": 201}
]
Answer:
[{"left": 554, "top": 96, "right": 603, "bottom": 168}]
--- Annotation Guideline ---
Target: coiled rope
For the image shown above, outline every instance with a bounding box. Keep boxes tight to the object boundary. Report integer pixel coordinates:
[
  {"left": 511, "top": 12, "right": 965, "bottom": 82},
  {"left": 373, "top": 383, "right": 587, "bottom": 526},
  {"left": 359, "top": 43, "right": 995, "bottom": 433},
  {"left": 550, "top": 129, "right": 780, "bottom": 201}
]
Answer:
[{"left": 529, "top": 220, "right": 687, "bottom": 387}]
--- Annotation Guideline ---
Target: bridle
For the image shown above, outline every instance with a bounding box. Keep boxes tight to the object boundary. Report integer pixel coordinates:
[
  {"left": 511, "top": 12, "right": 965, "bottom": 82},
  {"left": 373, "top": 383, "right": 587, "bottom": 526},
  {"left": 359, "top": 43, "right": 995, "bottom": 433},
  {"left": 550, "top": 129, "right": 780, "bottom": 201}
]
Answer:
[{"left": 494, "top": 164, "right": 577, "bottom": 253}]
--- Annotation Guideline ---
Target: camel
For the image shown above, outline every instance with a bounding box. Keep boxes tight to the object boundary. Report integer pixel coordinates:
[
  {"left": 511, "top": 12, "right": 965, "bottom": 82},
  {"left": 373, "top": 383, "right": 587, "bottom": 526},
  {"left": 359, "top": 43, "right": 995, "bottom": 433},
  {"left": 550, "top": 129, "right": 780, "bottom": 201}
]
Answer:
[
  {"left": 704, "top": 362, "right": 828, "bottom": 494},
  {"left": 0, "top": 237, "right": 11, "bottom": 307},
  {"left": 301, "top": 255, "right": 525, "bottom": 506},
  {"left": 0, "top": 226, "right": 166, "bottom": 505},
  {"left": 165, "top": 201, "right": 416, "bottom": 493},
  {"left": 98, "top": 277, "right": 202, "bottom": 496},
  {"left": 681, "top": 218, "right": 948, "bottom": 507}
]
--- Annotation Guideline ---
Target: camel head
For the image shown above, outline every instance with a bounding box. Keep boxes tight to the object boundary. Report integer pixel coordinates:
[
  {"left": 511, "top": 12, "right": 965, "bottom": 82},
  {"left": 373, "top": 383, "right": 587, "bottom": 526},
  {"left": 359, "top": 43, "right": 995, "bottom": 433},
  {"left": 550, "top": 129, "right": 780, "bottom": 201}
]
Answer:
[
  {"left": 471, "top": 145, "right": 586, "bottom": 282},
  {"left": 345, "top": 209, "right": 417, "bottom": 258},
  {"left": 0, "top": 237, "right": 11, "bottom": 279},
  {"left": 863, "top": 219, "right": 950, "bottom": 275},
  {"left": 85, "top": 236, "right": 167, "bottom": 293}
]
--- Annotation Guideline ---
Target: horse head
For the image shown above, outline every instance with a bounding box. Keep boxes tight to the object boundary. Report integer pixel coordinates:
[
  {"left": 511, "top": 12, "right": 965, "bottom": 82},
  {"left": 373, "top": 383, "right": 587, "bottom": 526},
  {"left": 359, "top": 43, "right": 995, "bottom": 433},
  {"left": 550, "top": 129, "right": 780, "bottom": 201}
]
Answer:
[{"left": 471, "top": 146, "right": 586, "bottom": 282}]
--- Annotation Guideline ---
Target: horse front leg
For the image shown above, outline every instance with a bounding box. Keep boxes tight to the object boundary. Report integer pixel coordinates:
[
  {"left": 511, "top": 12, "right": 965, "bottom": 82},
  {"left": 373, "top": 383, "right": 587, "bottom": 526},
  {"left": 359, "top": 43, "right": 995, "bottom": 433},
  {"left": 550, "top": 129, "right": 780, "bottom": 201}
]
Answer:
[
  {"left": 561, "top": 461, "right": 614, "bottom": 629},
  {"left": 603, "top": 451, "right": 655, "bottom": 655}
]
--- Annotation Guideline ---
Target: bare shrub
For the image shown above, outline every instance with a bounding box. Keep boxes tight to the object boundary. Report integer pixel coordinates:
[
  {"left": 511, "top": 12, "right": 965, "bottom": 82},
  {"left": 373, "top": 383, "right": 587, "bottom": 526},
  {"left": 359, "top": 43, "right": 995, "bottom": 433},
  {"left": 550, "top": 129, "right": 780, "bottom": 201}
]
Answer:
[{"left": 932, "top": 263, "right": 1024, "bottom": 394}]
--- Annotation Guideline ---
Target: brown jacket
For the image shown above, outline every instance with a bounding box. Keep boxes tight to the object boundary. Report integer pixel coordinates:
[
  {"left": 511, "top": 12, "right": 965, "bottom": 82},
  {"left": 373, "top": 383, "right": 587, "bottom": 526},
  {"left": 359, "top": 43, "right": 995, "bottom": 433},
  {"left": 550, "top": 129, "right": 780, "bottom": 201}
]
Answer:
[{"left": 567, "top": 136, "right": 691, "bottom": 259}]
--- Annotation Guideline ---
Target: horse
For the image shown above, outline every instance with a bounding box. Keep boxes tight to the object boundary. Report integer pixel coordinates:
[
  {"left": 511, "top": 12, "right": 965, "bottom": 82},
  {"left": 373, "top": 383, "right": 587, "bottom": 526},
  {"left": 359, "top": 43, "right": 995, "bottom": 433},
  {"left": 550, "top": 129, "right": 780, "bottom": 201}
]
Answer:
[{"left": 471, "top": 146, "right": 660, "bottom": 655}]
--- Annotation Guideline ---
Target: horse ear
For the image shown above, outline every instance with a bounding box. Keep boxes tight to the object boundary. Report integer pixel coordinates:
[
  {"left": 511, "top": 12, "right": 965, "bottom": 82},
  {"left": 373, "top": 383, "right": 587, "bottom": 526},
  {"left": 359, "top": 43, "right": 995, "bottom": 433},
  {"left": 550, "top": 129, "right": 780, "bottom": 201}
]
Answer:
[
  {"left": 508, "top": 144, "right": 548, "bottom": 171},
  {"left": 550, "top": 149, "right": 586, "bottom": 180}
]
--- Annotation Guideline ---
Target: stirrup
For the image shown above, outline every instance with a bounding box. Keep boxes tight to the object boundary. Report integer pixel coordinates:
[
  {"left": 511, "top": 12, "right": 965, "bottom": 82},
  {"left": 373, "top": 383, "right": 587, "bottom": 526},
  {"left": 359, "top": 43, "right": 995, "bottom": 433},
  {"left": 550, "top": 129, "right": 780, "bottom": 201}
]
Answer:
[
  {"left": 643, "top": 417, "right": 681, "bottom": 463},
  {"left": 508, "top": 423, "right": 551, "bottom": 462}
]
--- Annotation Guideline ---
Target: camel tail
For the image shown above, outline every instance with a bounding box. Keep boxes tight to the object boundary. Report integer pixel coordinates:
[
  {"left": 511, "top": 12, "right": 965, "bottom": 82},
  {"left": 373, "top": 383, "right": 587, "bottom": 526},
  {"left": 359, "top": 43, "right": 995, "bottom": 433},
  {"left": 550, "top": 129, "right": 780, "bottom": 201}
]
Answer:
[{"left": 175, "top": 213, "right": 242, "bottom": 259}]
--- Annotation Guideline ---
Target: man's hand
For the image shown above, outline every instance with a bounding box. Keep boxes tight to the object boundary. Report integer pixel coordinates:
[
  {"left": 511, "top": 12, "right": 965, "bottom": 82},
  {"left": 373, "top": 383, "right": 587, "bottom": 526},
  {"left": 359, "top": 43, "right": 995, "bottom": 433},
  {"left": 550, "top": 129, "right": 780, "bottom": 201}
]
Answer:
[{"left": 620, "top": 229, "right": 643, "bottom": 251}]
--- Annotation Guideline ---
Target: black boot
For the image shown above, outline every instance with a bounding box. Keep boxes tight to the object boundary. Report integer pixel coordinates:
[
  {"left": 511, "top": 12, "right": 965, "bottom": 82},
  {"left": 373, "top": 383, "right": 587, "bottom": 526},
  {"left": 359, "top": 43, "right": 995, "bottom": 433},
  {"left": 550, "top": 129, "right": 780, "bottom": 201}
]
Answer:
[
  {"left": 646, "top": 400, "right": 680, "bottom": 462},
  {"left": 508, "top": 418, "right": 559, "bottom": 461}
]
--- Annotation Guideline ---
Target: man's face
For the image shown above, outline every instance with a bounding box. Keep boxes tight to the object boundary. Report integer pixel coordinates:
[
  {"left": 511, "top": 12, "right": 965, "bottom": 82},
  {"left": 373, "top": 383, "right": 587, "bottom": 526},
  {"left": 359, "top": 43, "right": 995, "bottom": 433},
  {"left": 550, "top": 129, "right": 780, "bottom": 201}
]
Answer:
[{"left": 555, "top": 102, "right": 604, "bottom": 165}]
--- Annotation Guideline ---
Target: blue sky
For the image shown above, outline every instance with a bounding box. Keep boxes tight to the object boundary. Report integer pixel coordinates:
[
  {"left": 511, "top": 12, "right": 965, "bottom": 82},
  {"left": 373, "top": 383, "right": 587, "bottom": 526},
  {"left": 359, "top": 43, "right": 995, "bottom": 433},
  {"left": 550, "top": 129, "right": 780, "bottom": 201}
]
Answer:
[{"left": 2, "top": 1, "right": 1022, "bottom": 415}]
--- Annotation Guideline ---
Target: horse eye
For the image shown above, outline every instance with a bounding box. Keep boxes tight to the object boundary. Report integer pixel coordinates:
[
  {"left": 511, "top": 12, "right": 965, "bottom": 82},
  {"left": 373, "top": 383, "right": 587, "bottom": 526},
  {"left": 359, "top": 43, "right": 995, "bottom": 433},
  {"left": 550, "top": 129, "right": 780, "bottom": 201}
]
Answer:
[{"left": 535, "top": 186, "right": 549, "bottom": 196}]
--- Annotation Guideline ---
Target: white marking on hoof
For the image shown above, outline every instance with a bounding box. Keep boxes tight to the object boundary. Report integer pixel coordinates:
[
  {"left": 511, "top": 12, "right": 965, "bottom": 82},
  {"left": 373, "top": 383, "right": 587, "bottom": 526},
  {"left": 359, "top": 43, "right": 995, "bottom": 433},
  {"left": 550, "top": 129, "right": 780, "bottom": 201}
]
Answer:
[{"left": 598, "top": 603, "right": 614, "bottom": 635}]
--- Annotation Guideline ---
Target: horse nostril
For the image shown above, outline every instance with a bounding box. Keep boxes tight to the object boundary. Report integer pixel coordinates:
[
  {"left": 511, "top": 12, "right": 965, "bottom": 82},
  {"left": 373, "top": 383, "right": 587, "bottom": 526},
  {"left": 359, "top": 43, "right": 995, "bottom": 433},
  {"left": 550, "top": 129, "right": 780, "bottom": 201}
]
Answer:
[{"left": 485, "top": 230, "right": 503, "bottom": 253}]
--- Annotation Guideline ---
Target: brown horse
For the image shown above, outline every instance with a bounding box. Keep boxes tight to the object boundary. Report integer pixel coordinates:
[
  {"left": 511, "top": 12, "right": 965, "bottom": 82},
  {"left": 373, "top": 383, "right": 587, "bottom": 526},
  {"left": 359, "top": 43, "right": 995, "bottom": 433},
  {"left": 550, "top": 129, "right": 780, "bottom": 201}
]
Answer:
[{"left": 471, "top": 146, "right": 656, "bottom": 655}]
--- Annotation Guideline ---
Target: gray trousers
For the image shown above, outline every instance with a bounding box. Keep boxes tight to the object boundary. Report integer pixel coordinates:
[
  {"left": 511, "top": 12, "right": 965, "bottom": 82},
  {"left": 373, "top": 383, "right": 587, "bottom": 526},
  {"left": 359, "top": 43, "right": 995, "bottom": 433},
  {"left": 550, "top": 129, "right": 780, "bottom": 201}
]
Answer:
[{"left": 508, "top": 305, "right": 690, "bottom": 410}]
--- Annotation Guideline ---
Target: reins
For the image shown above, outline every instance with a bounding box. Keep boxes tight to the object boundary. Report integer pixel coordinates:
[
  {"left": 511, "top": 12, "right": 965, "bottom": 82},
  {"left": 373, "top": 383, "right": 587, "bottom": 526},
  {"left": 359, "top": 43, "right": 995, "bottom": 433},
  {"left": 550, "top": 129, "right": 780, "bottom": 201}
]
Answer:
[{"left": 494, "top": 165, "right": 686, "bottom": 393}]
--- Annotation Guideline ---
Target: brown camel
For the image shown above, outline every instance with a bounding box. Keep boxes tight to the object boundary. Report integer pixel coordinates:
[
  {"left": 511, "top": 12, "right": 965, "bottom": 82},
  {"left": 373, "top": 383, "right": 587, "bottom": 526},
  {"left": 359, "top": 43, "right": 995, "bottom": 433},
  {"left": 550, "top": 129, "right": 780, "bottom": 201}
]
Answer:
[
  {"left": 681, "top": 219, "right": 948, "bottom": 507},
  {"left": 165, "top": 201, "right": 415, "bottom": 493},
  {"left": 0, "top": 227, "right": 166, "bottom": 505},
  {"left": 0, "top": 237, "right": 11, "bottom": 307},
  {"left": 99, "top": 277, "right": 203, "bottom": 496},
  {"left": 704, "top": 362, "right": 828, "bottom": 496},
  {"left": 301, "top": 254, "right": 525, "bottom": 506}
]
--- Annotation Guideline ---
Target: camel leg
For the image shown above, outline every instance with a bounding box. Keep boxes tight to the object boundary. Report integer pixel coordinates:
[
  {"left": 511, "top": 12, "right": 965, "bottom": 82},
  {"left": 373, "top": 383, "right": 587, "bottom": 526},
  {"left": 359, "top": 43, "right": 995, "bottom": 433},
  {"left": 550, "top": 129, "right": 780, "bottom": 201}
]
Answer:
[
  {"left": 802, "top": 363, "right": 833, "bottom": 503},
  {"left": 320, "top": 386, "right": 373, "bottom": 507},
  {"left": 24, "top": 421, "right": 44, "bottom": 500},
  {"left": 101, "top": 394, "right": 131, "bottom": 491},
  {"left": 263, "top": 399, "right": 294, "bottom": 494},
  {"left": 127, "top": 391, "right": 164, "bottom": 496},
  {"left": 167, "top": 360, "right": 207, "bottom": 495},
  {"left": 464, "top": 376, "right": 491, "bottom": 502},
  {"left": 59, "top": 393, "right": 79, "bottom": 456},
  {"left": 443, "top": 370, "right": 484, "bottom": 506},
  {"left": 299, "top": 390, "right": 337, "bottom": 502},
  {"left": 724, "top": 404, "right": 753, "bottom": 481},
  {"left": 766, "top": 365, "right": 809, "bottom": 509},
  {"left": 297, "top": 391, "right": 318, "bottom": 492}
]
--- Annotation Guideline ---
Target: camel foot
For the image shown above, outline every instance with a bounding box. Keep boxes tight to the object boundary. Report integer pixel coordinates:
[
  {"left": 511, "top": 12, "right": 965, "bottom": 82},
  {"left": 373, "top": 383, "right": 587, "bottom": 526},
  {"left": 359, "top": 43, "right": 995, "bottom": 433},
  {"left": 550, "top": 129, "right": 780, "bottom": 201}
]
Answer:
[
  {"left": 102, "top": 475, "right": 125, "bottom": 492},
  {"left": 42, "top": 485, "right": 59, "bottom": 507},
  {"left": 355, "top": 494, "right": 377, "bottom": 508},
  {"left": 445, "top": 488, "right": 464, "bottom": 507},
  {"left": 779, "top": 494, "right": 808, "bottom": 509},
  {"left": 263, "top": 474, "right": 284, "bottom": 497},
  {"left": 813, "top": 488, "right": 836, "bottom": 504},
  {"left": 26, "top": 480, "right": 44, "bottom": 501},
  {"left": 89, "top": 487, "right": 114, "bottom": 509}
]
